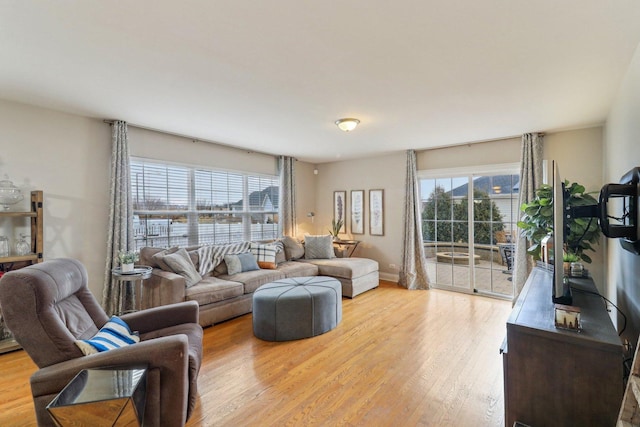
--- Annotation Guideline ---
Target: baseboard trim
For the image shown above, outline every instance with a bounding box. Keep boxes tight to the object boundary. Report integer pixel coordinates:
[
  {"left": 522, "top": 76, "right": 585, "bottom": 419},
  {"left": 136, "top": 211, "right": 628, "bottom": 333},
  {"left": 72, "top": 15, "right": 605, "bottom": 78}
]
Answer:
[{"left": 379, "top": 272, "right": 399, "bottom": 283}]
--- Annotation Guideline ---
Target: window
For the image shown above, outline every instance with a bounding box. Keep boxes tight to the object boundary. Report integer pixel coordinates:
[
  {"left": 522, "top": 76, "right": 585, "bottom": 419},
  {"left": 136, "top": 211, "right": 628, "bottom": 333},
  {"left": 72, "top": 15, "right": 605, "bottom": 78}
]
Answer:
[
  {"left": 131, "top": 158, "right": 279, "bottom": 250},
  {"left": 419, "top": 164, "right": 519, "bottom": 299}
]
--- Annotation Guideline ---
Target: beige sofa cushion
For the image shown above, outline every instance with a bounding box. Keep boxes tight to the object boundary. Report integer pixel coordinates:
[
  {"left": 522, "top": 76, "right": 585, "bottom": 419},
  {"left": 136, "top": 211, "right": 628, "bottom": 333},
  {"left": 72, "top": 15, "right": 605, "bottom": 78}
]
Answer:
[
  {"left": 303, "top": 234, "right": 335, "bottom": 259},
  {"left": 218, "top": 269, "right": 285, "bottom": 294},
  {"left": 185, "top": 277, "right": 244, "bottom": 306},
  {"left": 141, "top": 246, "right": 199, "bottom": 271},
  {"left": 281, "top": 236, "right": 304, "bottom": 260},
  {"left": 160, "top": 248, "right": 202, "bottom": 288},
  {"left": 276, "top": 261, "right": 319, "bottom": 278},
  {"left": 298, "top": 257, "right": 378, "bottom": 280}
]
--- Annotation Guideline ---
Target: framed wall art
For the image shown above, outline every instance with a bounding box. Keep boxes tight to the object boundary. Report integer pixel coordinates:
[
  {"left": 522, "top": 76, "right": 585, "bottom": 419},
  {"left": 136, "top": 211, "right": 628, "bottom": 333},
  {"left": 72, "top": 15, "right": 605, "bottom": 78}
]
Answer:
[
  {"left": 333, "top": 191, "right": 347, "bottom": 233},
  {"left": 350, "top": 190, "right": 364, "bottom": 234},
  {"left": 369, "top": 189, "right": 384, "bottom": 236}
]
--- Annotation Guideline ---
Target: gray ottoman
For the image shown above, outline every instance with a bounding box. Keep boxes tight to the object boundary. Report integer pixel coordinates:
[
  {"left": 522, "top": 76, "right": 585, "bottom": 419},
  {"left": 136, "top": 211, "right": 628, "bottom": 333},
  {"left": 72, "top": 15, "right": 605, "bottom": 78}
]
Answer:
[{"left": 252, "top": 276, "right": 342, "bottom": 341}]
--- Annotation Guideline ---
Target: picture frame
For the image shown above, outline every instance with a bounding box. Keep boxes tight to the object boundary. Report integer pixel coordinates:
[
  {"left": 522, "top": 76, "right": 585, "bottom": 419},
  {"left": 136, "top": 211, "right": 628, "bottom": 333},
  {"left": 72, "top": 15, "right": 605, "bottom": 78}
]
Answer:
[
  {"left": 369, "top": 189, "right": 384, "bottom": 236},
  {"left": 333, "top": 191, "right": 347, "bottom": 233},
  {"left": 350, "top": 190, "right": 364, "bottom": 235}
]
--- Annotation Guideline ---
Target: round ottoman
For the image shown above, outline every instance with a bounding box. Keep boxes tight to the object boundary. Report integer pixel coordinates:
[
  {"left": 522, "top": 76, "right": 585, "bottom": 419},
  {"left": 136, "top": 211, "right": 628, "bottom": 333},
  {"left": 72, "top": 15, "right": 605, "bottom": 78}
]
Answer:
[{"left": 252, "top": 276, "right": 342, "bottom": 341}]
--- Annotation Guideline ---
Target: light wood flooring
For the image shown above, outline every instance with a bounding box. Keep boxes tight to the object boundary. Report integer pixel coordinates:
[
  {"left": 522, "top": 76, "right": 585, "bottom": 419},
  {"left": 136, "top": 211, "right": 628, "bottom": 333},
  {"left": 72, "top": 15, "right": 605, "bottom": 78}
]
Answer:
[{"left": 0, "top": 281, "right": 512, "bottom": 426}]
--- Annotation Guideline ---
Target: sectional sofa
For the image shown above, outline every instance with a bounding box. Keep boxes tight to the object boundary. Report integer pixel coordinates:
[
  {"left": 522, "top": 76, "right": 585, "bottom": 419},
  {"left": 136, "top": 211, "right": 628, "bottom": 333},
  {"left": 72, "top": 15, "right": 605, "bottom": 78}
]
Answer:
[{"left": 139, "top": 237, "right": 379, "bottom": 328}]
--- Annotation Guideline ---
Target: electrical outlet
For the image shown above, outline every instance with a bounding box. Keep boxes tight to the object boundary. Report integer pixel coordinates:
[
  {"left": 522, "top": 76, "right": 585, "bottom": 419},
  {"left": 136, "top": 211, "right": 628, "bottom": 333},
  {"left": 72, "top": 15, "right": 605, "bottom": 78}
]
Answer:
[{"left": 389, "top": 263, "right": 397, "bottom": 270}]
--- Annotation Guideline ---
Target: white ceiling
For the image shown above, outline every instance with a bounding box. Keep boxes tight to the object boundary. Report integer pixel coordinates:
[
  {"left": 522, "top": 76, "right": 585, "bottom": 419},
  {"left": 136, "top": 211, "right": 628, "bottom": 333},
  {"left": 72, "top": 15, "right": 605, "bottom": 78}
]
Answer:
[{"left": 2, "top": 1, "right": 640, "bottom": 163}]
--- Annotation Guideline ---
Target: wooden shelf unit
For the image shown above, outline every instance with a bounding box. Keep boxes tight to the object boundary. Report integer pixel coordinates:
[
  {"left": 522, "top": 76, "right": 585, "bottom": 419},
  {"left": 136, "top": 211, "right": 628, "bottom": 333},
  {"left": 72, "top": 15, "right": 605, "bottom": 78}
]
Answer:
[
  {"left": 0, "top": 190, "right": 43, "bottom": 353},
  {"left": 0, "top": 190, "right": 43, "bottom": 268}
]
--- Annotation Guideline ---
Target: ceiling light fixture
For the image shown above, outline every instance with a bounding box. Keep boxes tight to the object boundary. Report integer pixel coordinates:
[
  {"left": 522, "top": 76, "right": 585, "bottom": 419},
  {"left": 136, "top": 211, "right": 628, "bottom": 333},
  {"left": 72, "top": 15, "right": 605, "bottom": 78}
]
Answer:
[{"left": 335, "top": 118, "right": 360, "bottom": 132}]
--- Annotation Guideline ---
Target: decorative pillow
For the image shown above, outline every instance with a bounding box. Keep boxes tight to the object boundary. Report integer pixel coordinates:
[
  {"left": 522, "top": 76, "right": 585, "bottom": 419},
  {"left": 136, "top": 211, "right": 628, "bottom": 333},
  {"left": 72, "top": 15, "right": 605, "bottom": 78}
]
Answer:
[
  {"left": 251, "top": 242, "right": 278, "bottom": 269},
  {"left": 214, "top": 260, "right": 228, "bottom": 276},
  {"left": 224, "top": 252, "right": 260, "bottom": 275},
  {"left": 275, "top": 241, "right": 287, "bottom": 265},
  {"left": 282, "top": 235, "right": 305, "bottom": 260},
  {"left": 151, "top": 247, "right": 180, "bottom": 271},
  {"left": 197, "top": 241, "right": 252, "bottom": 275},
  {"left": 162, "top": 248, "right": 202, "bottom": 287},
  {"left": 304, "top": 234, "right": 335, "bottom": 259},
  {"left": 75, "top": 316, "right": 140, "bottom": 356}
]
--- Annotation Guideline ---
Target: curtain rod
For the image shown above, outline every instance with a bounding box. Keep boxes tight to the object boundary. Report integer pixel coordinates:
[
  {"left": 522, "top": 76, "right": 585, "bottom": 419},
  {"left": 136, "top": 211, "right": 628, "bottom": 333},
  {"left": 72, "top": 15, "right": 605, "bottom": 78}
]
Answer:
[
  {"left": 422, "top": 133, "right": 533, "bottom": 152},
  {"left": 103, "top": 119, "right": 294, "bottom": 160}
]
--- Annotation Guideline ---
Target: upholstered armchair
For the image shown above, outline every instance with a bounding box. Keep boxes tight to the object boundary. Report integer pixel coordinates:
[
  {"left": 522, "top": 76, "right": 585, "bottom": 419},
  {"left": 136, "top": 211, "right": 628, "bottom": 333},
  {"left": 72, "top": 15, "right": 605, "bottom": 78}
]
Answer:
[{"left": 0, "top": 258, "right": 203, "bottom": 427}]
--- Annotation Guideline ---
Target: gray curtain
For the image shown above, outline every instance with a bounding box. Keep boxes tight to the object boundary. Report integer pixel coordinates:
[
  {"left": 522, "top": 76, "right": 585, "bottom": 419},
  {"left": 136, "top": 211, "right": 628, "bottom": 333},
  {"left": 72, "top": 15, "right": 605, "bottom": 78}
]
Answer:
[
  {"left": 513, "top": 133, "right": 544, "bottom": 301},
  {"left": 399, "top": 150, "right": 430, "bottom": 290},
  {"left": 278, "top": 156, "right": 297, "bottom": 237},
  {"left": 102, "top": 121, "right": 135, "bottom": 315}
]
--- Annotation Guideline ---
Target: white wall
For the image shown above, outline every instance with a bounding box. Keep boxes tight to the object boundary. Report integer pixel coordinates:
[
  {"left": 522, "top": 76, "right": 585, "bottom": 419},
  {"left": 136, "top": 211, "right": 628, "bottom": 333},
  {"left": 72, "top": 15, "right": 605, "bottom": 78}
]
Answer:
[
  {"left": 417, "top": 137, "right": 521, "bottom": 170},
  {"left": 0, "top": 99, "right": 111, "bottom": 298},
  {"left": 604, "top": 42, "right": 640, "bottom": 344},
  {"left": 314, "top": 152, "right": 406, "bottom": 281},
  {"left": 129, "top": 127, "right": 277, "bottom": 175}
]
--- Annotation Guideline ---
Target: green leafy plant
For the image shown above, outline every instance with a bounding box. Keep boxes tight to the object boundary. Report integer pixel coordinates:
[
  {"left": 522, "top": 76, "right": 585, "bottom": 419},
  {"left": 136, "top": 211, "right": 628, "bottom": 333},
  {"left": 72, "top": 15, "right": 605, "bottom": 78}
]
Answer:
[
  {"left": 517, "top": 181, "right": 601, "bottom": 263},
  {"left": 118, "top": 250, "right": 139, "bottom": 265},
  {"left": 329, "top": 218, "right": 344, "bottom": 239},
  {"left": 563, "top": 252, "right": 580, "bottom": 263},
  {"left": 421, "top": 186, "right": 505, "bottom": 244}
]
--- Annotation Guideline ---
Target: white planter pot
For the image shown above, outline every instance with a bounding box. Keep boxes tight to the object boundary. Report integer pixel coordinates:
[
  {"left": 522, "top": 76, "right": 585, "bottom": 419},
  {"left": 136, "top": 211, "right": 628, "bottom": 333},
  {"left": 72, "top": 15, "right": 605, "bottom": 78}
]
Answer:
[{"left": 122, "top": 263, "right": 134, "bottom": 273}]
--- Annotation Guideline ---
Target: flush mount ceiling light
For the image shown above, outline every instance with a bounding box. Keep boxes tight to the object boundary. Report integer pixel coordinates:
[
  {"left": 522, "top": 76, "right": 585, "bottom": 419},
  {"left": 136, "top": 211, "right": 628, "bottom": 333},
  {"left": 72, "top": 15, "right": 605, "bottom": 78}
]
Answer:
[{"left": 335, "top": 118, "right": 360, "bottom": 132}]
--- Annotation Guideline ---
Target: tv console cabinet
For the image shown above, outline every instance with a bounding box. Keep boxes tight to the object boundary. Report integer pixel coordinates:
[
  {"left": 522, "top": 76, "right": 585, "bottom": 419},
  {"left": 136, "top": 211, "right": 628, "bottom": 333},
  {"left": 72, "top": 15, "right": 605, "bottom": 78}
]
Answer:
[{"left": 501, "top": 266, "right": 623, "bottom": 426}]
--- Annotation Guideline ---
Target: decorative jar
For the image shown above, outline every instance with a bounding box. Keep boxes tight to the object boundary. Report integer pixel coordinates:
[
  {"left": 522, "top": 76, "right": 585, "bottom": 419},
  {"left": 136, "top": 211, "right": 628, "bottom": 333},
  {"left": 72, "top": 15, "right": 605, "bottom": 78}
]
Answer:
[
  {"left": 14, "top": 234, "right": 31, "bottom": 256},
  {"left": 0, "top": 236, "right": 9, "bottom": 258},
  {"left": 0, "top": 179, "right": 23, "bottom": 211}
]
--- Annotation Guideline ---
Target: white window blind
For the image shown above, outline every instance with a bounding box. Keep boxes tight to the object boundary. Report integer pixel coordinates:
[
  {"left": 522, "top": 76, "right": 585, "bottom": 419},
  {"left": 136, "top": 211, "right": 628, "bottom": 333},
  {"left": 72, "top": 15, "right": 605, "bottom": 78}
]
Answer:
[{"left": 131, "top": 159, "right": 279, "bottom": 250}]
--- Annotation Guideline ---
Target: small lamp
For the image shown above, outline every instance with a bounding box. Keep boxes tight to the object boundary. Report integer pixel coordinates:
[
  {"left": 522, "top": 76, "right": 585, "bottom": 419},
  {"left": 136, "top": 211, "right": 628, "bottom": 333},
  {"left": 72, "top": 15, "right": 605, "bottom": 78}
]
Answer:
[{"left": 335, "top": 118, "right": 360, "bottom": 132}]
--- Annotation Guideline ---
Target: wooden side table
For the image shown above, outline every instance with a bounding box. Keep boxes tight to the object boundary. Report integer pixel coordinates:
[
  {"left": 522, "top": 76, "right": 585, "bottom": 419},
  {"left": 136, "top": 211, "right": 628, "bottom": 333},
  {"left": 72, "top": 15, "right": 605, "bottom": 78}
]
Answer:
[
  {"left": 46, "top": 367, "right": 147, "bottom": 427},
  {"left": 111, "top": 265, "right": 152, "bottom": 315}
]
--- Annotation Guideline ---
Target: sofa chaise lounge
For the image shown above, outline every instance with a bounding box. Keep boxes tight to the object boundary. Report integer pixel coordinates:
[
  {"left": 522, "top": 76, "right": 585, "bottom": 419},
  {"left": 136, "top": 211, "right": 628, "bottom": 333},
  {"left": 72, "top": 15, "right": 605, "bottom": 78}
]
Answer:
[{"left": 139, "top": 237, "right": 379, "bottom": 328}]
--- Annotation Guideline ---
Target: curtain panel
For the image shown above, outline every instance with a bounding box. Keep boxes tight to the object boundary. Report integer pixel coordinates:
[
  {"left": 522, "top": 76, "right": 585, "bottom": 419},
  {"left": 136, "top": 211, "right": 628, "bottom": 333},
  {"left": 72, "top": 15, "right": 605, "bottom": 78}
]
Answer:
[
  {"left": 278, "top": 156, "right": 297, "bottom": 238},
  {"left": 102, "top": 121, "right": 135, "bottom": 315},
  {"left": 399, "top": 150, "right": 430, "bottom": 290},
  {"left": 513, "top": 133, "right": 544, "bottom": 301}
]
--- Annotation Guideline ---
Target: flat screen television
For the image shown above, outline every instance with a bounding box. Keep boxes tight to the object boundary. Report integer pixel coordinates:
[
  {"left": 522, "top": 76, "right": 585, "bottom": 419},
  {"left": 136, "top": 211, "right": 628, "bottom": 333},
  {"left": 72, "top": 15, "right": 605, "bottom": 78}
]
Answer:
[{"left": 552, "top": 160, "right": 572, "bottom": 305}]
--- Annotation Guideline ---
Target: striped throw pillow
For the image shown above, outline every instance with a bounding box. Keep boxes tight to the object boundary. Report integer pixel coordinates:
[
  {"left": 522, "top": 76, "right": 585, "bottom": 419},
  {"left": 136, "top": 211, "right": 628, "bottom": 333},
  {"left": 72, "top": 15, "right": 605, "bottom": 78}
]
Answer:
[{"left": 75, "top": 316, "right": 140, "bottom": 356}]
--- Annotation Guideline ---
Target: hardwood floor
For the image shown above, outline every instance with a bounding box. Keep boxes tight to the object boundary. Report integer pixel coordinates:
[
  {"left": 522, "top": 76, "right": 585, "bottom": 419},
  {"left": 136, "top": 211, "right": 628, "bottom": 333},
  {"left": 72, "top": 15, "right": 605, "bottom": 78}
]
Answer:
[{"left": 0, "top": 281, "right": 512, "bottom": 426}]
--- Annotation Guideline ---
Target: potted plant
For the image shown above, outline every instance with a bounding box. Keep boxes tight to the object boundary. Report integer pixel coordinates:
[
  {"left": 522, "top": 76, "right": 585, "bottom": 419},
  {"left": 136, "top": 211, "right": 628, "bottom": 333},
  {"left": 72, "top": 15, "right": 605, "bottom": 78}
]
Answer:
[
  {"left": 118, "top": 250, "right": 139, "bottom": 272},
  {"left": 517, "top": 180, "right": 601, "bottom": 264},
  {"left": 329, "top": 218, "right": 344, "bottom": 241},
  {"left": 563, "top": 252, "right": 580, "bottom": 275}
]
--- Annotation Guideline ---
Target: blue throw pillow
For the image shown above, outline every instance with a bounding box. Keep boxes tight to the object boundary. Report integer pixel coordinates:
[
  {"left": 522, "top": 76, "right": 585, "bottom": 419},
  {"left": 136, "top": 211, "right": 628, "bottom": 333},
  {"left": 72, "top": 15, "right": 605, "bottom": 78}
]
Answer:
[
  {"left": 76, "top": 316, "right": 140, "bottom": 355},
  {"left": 225, "top": 252, "right": 260, "bottom": 275}
]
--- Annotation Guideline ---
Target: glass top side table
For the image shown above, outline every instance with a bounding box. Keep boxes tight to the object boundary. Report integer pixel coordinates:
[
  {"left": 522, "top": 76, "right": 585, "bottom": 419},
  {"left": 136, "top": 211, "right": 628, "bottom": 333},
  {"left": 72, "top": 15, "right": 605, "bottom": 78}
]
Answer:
[
  {"left": 47, "top": 367, "right": 147, "bottom": 427},
  {"left": 111, "top": 265, "right": 152, "bottom": 315}
]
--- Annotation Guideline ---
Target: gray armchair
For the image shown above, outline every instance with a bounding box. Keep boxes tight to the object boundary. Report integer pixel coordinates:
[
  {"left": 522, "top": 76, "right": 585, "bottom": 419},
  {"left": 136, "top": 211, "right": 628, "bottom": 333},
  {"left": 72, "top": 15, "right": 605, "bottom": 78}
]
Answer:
[{"left": 0, "top": 258, "right": 203, "bottom": 426}]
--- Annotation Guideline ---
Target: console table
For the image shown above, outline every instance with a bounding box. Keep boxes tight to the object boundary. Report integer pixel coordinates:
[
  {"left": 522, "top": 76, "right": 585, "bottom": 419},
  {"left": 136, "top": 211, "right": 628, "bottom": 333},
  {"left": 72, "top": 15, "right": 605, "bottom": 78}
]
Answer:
[{"left": 501, "top": 267, "right": 623, "bottom": 426}]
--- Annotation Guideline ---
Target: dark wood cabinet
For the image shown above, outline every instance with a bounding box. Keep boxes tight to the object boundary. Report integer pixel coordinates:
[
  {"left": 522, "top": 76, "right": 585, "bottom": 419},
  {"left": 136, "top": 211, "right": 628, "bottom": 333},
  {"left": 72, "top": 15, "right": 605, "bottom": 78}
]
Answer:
[{"left": 502, "top": 267, "right": 623, "bottom": 426}]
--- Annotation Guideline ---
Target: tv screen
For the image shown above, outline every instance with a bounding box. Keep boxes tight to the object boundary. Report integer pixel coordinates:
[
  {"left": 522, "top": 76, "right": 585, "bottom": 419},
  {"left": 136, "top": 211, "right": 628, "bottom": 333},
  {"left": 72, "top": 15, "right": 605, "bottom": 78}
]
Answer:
[{"left": 552, "top": 161, "right": 572, "bottom": 304}]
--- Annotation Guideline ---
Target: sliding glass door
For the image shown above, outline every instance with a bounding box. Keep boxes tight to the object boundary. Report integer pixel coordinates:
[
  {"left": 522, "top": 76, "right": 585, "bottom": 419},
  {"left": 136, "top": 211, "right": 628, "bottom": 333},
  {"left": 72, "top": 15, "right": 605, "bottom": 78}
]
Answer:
[{"left": 419, "top": 166, "right": 519, "bottom": 299}]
